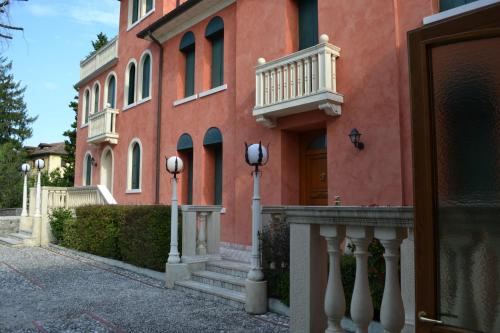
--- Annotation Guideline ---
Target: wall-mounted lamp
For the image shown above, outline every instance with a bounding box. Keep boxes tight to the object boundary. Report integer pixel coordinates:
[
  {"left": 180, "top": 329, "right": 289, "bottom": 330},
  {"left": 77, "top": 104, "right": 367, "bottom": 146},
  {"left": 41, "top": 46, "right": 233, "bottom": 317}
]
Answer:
[
  {"left": 348, "top": 128, "right": 364, "bottom": 150},
  {"left": 90, "top": 157, "right": 97, "bottom": 167}
]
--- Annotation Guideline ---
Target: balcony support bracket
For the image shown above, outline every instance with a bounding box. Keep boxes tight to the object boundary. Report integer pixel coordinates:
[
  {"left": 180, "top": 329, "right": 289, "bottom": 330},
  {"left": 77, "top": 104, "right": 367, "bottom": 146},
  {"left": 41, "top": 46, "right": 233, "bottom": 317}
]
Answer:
[{"left": 319, "top": 102, "right": 342, "bottom": 117}]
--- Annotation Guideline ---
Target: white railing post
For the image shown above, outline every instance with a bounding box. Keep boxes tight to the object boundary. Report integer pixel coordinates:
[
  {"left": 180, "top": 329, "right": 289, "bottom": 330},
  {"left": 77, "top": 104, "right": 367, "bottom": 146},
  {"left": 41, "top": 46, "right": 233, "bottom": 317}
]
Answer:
[
  {"left": 347, "top": 226, "right": 374, "bottom": 333},
  {"left": 375, "top": 227, "right": 406, "bottom": 333},
  {"left": 197, "top": 212, "right": 207, "bottom": 256},
  {"left": 168, "top": 177, "right": 181, "bottom": 264},
  {"left": 320, "top": 225, "right": 347, "bottom": 333}
]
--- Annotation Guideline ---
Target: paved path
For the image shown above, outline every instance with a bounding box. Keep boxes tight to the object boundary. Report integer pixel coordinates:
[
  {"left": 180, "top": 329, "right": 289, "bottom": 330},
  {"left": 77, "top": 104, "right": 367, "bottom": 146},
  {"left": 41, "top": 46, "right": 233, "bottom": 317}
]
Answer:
[{"left": 0, "top": 245, "right": 289, "bottom": 333}]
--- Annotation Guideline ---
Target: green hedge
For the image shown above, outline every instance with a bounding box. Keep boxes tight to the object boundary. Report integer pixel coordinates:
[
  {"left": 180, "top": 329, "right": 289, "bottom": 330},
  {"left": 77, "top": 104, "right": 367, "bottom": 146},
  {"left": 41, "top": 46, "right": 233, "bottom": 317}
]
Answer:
[
  {"left": 60, "top": 205, "right": 180, "bottom": 272},
  {"left": 48, "top": 208, "right": 73, "bottom": 244}
]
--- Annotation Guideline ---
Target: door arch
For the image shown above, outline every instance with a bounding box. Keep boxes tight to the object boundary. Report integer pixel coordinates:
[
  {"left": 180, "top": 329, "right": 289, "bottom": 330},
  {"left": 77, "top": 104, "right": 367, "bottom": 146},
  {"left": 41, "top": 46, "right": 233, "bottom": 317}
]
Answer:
[{"left": 100, "top": 147, "right": 114, "bottom": 193}]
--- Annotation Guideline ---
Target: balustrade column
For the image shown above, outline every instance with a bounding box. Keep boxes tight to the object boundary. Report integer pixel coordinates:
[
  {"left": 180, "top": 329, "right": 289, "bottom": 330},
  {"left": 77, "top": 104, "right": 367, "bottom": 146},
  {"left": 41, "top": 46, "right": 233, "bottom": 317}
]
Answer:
[
  {"left": 197, "top": 212, "right": 208, "bottom": 256},
  {"left": 347, "top": 226, "right": 374, "bottom": 333},
  {"left": 320, "top": 225, "right": 346, "bottom": 333},
  {"left": 375, "top": 227, "right": 407, "bottom": 333}
]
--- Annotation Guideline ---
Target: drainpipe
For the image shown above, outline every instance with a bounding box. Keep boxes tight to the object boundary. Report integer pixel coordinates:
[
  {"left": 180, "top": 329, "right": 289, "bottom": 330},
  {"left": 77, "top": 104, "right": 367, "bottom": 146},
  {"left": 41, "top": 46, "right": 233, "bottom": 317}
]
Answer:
[{"left": 148, "top": 31, "right": 164, "bottom": 204}]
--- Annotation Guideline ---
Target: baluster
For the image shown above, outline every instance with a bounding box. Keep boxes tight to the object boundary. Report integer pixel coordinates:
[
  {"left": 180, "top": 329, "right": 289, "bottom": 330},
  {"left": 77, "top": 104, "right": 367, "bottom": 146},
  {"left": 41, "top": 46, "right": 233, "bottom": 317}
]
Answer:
[
  {"left": 283, "top": 65, "right": 289, "bottom": 100},
  {"left": 270, "top": 69, "right": 276, "bottom": 104},
  {"left": 311, "top": 54, "right": 318, "bottom": 93},
  {"left": 321, "top": 225, "right": 346, "bottom": 333},
  {"left": 332, "top": 56, "right": 337, "bottom": 93},
  {"left": 347, "top": 226, "right": 374, "bottom": 333},
  {"left": 297, "top": 60, "right": 303, "bottom": 97},
  {"left": 264, "top": 72, "right": 270, "bottom": 105},
  {"left": 290, "top": 63, "right": 296, "bottom": 98},
  {"left": 277, "top": 67, "right": 282, "bottom": 102},
  {"left": 197, "top": 212, "right": 208, "bottom": 256},
  {"left": 255, "top": 70, "right": 263, "bottom": 107},
  {"left": 304, "top": 57, "right": 310, "bottom": 95},
  {"left": 375, "top": 227, "right": 406, "bottom": 333}
]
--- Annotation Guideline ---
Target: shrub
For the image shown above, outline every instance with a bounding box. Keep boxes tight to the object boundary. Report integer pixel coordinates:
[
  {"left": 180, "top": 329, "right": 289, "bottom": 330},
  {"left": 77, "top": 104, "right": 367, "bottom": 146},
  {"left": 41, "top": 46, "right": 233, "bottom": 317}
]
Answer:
[
  {"left": 48, "top": 207, "right": 73, "bottom": 244},
  {"left": 62, "top": 205, "right": 180, "bottom": 272}
]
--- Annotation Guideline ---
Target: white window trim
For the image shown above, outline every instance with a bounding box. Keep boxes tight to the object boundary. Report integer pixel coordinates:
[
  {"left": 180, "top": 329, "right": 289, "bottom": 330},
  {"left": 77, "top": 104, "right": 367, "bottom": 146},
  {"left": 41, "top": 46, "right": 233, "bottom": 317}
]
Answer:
[
  {"left": 82, "top": 151, "right": 93, "bottom": 186},
  {"left": 100, "top": 147, "right": 114, "bottom": 194},
  {"left": 138, "top": 49, "right": 153, "bottom": 101},
  {"left": 122, "top": 95, "right": 152, "bottom": 112},
  {"left": 127, "top": 0, "right": 155, "bottom": 31},
  {"left": 91, "top": 81, "right": 101, "bottom": 115},
  {"left": 81, "top": 87, "right": 91, "bottom": 127},
  {"left": 126, "top": 138, "right": 143, "bottom": 192},
  {"left": 423, "top": 0, "right": 500, "bottom": 24},
  {"left": 199, "top": 84, "right": 227, "bottom": 98},
  {"left": 173, "top": 94, "right": 198, "bottom": 106},
  {"left": 124, "top": 59, "right": 138, "bottom": 107},
  {"left": 104, "top": 72, "right": 118, "bottom": 110}
]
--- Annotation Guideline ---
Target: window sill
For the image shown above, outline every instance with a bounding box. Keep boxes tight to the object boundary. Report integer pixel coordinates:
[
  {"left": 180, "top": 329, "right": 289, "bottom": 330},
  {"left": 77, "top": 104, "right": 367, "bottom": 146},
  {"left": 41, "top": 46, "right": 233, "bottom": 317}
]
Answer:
[
  {"left": 423, "top": 0, "right": 499, "bottom": 24},
  {"left": 122, "top": 96, "right": 152, "bottom": 111},
  {"left": 199, "top": 84, "right": 227, "bottom": 98},
  {"left": 127, "top": 9, "right": 155, "bottom": 32},
  {"left": 80, "top": 123, "right": 89, "bottom": 129},
  {"left": 173, "top": 94, "right": 198, "bottom": 107},
  {"left": 126, "top": 189, "right": 142, "bottom": 194}
]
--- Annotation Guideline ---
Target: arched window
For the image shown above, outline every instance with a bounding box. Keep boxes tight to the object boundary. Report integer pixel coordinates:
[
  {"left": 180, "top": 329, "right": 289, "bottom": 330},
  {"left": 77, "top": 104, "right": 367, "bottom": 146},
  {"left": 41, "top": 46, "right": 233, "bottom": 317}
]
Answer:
[
  {"left": 83, "top": 153, "right": 93, "bottom": 186},
  {"left": 177, "top": 133, "right": 194, "bottom": 204},
  {"left": 83, "top": 88, "right": 90, "bottom": 125},
  {"left": 180, "top": 32, "right": 195, "bottom": 97},
  {"left": 127, "top": 139, "right": 142, "bottom": 191},
  {"left": 125, "top": 60, "right": 137, "bottom": 106},
  {"left": 205, "top": 17, "right": 224, "bottom": 88},
  {"left": 93, "top": 82, "right": 100, "bottom": 114},
  {"left": 203, "top": 127, "right": 223, "bottom": 205},
  {"left": 298, "top": 0, "right": 318, "bottom": 50},
  {"left": 106, "top": 74, "right": 116, "bottom": 108},
  {"left": 139, "top": 52, "right": 152, "bottom": 100}
]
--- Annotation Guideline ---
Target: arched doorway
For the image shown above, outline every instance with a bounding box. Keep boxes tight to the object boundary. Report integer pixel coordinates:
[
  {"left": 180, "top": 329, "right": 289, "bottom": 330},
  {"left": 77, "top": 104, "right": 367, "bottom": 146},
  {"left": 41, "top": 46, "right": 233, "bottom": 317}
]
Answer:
[
  {"left": 203, "top": 127, "right": 223, "bottom": 205},
  {"left": 177, "top": 133, "right": 194, "bottom": 205},
  {"left": 100, "top": 148, "right": 113, "bottom": 193}
]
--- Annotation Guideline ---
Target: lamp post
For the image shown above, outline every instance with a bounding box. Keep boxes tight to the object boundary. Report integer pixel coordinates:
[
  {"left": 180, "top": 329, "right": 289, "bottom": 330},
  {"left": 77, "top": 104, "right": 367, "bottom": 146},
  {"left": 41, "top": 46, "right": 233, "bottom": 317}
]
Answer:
[
  {"left": 166, "top": 156, "right": 184, "bottom": 264},
  {"left": 34, "top": 159, "right": 45, "bottom": 218},
  {"left": 244, "top": 142, "right": 269, "bottom": 314},
  {"left": 20, "top": 163, "right": 30, "bottom": 217}
]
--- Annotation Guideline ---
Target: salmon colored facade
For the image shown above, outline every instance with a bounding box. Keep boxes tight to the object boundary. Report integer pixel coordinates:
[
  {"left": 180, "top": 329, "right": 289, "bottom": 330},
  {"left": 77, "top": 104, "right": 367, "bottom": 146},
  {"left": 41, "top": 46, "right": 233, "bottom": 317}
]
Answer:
[{"left": 75, "top": 0, "right": 440, "bottom": 246}]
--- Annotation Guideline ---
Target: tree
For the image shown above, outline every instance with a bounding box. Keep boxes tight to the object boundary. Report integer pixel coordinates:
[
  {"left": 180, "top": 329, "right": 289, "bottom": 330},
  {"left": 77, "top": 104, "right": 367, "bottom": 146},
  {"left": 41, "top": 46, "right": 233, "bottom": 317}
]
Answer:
[
  {"left": 87, "top": 32, "right": 109, "bottom": 58},
  {"left": 0, "top": 142, "right": 25, "bottom": 208},
  {"left": 0, "top": 0, "right": 28, "bottom": 40}
]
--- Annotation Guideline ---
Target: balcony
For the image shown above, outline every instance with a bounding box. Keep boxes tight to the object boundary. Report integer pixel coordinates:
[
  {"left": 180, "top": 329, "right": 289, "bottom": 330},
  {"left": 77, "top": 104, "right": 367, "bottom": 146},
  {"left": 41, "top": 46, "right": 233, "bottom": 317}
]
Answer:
[
  {"left": 253, "top": 34, "right": 344, "bottom": 128},
  {"left": 79, "top": 37, "right": 119, "bottom": 83},
  {"left": 87, "top": 107, "right": 119, "bottom": 145}
]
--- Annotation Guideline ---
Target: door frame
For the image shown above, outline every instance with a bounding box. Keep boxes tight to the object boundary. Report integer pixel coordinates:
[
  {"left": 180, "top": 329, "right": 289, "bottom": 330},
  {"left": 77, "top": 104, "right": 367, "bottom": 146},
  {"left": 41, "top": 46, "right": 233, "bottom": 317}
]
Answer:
[{"left": 409, "top": 3, "right": 500, "bottom": 332}]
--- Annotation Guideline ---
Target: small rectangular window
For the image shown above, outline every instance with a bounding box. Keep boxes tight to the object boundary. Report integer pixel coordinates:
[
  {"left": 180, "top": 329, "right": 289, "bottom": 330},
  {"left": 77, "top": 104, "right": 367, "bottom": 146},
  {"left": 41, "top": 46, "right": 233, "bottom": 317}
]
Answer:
[
  {"left": 440, "top": 0, "right": 479, "bottom": 11},
  {"left": 132, "top": 0, "right": 139, "bottom": 23},
  {"left": 146, "top": 0, "right": 153, "bottom": 12}
]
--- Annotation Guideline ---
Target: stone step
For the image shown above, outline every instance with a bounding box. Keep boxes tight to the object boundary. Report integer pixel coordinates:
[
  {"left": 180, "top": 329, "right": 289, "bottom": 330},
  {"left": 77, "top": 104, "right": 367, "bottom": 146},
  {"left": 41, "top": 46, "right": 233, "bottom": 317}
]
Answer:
[
  {"left": 191, "top": 270, "right": 246, "bottom": 293},
  {"left": 206, "top": 260, "right": 250, "bottom": 279},
  {"left": 174, "top": 280, "right": 245, "bottom": 309},
  {"left": 9, "top": 232, "right": 32, "bottom": 241},
  {"left": 19, "top": 229, "right": 32, "bottom": 236},
  {"left": 0, "top": 236, "right": 24, "bottom": 247}
]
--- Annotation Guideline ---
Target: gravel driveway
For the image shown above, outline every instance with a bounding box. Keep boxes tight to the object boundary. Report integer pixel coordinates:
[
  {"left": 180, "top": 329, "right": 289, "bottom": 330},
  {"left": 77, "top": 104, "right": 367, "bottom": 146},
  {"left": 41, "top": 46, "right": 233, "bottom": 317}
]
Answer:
[{"left": 0, "top": 245, "right": 289, "bottom": 333}]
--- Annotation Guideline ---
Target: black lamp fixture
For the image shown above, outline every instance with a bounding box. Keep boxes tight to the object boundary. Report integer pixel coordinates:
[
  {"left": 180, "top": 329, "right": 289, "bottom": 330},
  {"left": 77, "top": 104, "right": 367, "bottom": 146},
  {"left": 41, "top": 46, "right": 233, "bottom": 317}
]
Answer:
[
  {"left": 90, "top": 157, "right": 97, "bottom": 167},
  {"left": 348, "top": 128, "right": 364, "bottom": 150}
]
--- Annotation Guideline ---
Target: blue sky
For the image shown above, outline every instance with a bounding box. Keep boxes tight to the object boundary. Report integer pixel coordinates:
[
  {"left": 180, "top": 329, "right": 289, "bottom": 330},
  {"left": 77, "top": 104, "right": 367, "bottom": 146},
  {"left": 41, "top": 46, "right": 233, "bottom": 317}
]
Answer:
[{"left": 3, "top": 0, "right": 120, "bottom": 147}]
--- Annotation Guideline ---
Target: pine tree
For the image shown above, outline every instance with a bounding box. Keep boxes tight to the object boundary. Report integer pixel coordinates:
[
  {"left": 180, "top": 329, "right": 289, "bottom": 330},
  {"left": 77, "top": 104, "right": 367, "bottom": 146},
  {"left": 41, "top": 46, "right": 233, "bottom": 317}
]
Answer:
[{"left": 92, "top": 32, "right": 109, "bottom": 51}]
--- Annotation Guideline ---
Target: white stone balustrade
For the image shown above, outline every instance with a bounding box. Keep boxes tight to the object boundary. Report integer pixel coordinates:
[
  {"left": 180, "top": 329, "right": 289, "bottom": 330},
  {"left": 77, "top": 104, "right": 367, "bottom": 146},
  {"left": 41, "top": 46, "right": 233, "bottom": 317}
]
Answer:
[
  {"left": 262, "top": 206, "right": 414, "bottom": 333},
  {"left": 253, "top": 34, "right": 344, "bottom": 128},
  {"left": 80, "top": 37, "right": 119, "bottom": 81},
  {"left": 181, "top": 205, "right": 222, "bottom": 263},
  {"left": 87, "top": 107, "right": 119, "bottom": 145}
]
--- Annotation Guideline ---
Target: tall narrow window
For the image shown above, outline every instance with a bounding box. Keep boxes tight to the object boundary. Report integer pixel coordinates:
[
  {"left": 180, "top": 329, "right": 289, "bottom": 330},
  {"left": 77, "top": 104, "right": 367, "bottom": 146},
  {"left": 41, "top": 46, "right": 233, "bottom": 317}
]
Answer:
[
  {"left": 84, "top": 89, "right": 90, "bottom": 124},
  {"left": 126, "top": 62, "right": 136, "bottom": 105},
  {"left": 203, "top": 128, "right": 223, "bottom": 205},
  {"left": 177, "top": 133, "right": 194, "bottom": 205},
  {"left": 93, "top": 83, "right": 100, "bottom": 113},
  {"left": 131, "top": 143, "right": 141, "bottom": 189},
  {"left": 141, "top": 53, "right": 151, "bottom": 99},
  {"left": 439, "top": 0, "right": 479, "bottom": 11},
  {"left": 180, "top": 32, "right": 195, "bottom": 97},
  {"left": 107, "top": 75, "right": 116, "bottom": 108},
  {"left": 298, "top": 0, "right": 318, "bottom": 50},
  {"left": 146, "top": 0, "right": 153, "bottom": 12},
  {"left": 132, "top": 0, "right": 139, "bottom": 23},
  {"left": 84, "top": 154, "right": 92, "bottom": 186},
  {"left": 205, "top": 17, "right": 224, "bottom": 88}
]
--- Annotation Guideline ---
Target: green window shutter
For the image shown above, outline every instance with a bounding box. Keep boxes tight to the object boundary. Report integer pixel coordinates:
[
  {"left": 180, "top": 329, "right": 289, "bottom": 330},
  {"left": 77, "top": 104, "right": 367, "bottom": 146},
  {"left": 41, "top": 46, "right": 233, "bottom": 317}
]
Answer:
[
  {"left": 211, "top": 37, "right": 224, "bottom": 88},
  {"left": 132, "top": 0, "right": 139, "bottom": 23},
  {"left": 298, "top": 0, "right": 318, "bottom": 50},
  {"left": 214, "top": 145, "right": 222, "bottom": 205},
  {"left": 142, "top": 55, "right": 151, "bottom": 99},
  {"left": 128, "top": 64, "right": 136, "bottom": 105},
  {"left": 185, "top": 50, "right": 195, "bottom": 97},
  {"left": 187, "top": 150, "right": 193, "bottom": 205},
  {"left": 146, "top": 0, "right": 153, "bottom": 12},
  {"left": 107, "top": 76, "right": 116, "bottom": 108},
  {"left": 85, "top": 155, "right": 92, "bottom": 186},
  {"left": 84, "top": 91, "right": 90, "bottom": 123},
  {"left": 439, "top": 0, "right": 478, "bottom": 11},
  {"left": 94, "top": 85, "right": 99, "bottom": 112},
  {"left": 131, "top": 143, "right": 141, "bottom": 189}
]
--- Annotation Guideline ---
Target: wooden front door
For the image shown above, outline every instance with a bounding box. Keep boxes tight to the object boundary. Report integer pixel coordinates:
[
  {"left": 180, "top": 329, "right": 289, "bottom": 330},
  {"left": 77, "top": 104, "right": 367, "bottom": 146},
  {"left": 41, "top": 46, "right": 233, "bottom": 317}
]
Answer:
[
  {"left": 300, "top": 131, "right": 327, "bottom": 205},
  {"left": 409, "top": 3, "right": 500, "bottom": 333}
]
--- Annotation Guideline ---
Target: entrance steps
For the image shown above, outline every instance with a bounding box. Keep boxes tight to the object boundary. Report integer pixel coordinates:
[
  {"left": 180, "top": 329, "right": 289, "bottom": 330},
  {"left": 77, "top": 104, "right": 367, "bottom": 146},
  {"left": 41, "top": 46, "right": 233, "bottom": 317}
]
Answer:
[
  {"left": 0, "top": 214, "right": 35, "bottom": 247},
  {"left": 174, "top": 259, "right": 250, "bottom": 309}
]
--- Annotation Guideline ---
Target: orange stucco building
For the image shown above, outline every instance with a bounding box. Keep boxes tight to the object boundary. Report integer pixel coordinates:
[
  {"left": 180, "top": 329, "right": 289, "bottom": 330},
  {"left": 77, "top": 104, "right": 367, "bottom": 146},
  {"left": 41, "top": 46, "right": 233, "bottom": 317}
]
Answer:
[{"left": 75, "top": 0, "right": 444, "bottom": 247}]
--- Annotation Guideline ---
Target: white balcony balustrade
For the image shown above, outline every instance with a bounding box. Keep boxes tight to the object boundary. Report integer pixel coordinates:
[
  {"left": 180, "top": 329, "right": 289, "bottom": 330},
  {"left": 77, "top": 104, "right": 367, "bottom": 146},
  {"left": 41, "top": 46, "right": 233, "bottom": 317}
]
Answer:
[
  {"left": 87, "top": 107, "right": 119, "bottom": 145},
  {"left": 80, "top": 37, "right": 119, "bottom": 82},
  {"left": 262, "top": 206, "right": 414, "bottom": 333},
  {"left": 253, "top": 34, "right": 344, "bottom": 128}
]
